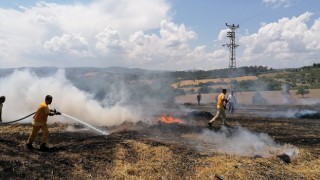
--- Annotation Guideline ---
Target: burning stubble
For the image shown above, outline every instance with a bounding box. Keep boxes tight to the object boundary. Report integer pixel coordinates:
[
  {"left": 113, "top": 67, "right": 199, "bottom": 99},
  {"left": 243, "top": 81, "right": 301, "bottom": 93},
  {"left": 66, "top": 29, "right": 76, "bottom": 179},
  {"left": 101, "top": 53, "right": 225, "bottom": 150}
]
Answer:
[
  {"left": 0, "top": 69, "right": 140, "bottom": 126},
  {"left": 0, "top": 68, "right": 301, "bottom": 158}
]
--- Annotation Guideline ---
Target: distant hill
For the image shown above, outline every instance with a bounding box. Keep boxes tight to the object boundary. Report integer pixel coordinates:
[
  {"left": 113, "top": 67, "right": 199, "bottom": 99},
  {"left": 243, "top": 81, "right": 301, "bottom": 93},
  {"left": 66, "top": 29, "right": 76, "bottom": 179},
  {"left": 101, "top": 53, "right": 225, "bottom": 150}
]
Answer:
[
  {"left": 1, "top": 64, "right": 319, "bottom": 92},
  {"left": 0, "top": 66, "right": 154, "bottom": 77},
  {"left": 66, "top": 66, "right": 150, "bottom": 74},
  {"left": 171, "top": 63, "right": 320, "bottom": 94},
  {"left": 1, "top": 64, "right": 319, "bottom": 102}
]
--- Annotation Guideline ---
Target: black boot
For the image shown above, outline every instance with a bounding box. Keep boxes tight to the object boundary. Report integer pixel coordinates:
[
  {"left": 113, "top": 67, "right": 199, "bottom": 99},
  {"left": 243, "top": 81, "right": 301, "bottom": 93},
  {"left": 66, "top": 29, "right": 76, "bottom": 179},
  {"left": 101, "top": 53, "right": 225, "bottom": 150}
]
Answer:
[
  {"left": 40, "top": 143, "right": 50, "bottom": 151},
  {"left": 26, "top": 143, "right": 34, "bottom": 149}
]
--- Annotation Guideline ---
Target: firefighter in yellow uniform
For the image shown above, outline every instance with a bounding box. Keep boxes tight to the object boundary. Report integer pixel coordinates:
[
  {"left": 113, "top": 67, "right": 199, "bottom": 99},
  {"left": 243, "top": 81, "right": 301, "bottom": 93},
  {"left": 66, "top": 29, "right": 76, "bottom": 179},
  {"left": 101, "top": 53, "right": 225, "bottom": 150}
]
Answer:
[
  {"left": 26, "top": 95, "right": 60, "bottom": 151},
  {"left": 208, "top": 89, "right": 228, "bottom": 127}
]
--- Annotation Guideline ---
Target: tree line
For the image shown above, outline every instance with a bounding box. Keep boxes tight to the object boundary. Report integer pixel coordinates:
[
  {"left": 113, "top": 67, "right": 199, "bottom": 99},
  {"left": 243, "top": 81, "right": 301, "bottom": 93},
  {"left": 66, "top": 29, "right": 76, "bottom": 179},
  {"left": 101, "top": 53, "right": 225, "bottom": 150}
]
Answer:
[{"left": 172, "top": 64, "right": 320, "bottom": 97}]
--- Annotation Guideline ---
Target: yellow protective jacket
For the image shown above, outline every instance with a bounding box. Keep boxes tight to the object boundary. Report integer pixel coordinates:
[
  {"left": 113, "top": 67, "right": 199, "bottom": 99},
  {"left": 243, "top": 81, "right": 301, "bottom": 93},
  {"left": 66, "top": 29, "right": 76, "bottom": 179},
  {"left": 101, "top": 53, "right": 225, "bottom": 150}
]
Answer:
[
  {"left": 33, "top": 102, "right": 50, "bottom": 126},
  {"left": 216, "top": 93, "right": 226, "bottom": 109}
]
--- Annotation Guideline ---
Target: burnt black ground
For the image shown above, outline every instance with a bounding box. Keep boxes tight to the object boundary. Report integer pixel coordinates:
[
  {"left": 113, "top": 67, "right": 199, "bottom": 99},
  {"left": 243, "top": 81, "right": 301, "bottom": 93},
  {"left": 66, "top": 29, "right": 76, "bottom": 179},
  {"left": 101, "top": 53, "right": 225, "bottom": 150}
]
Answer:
[{"left": 0, "top": 103, "right": 319, "bottom": 179}]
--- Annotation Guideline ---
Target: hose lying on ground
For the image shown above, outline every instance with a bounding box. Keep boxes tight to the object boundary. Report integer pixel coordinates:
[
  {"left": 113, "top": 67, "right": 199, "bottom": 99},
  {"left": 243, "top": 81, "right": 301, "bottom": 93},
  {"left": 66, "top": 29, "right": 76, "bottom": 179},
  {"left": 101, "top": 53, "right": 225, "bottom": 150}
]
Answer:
[{"left": 0, "top": 112, "right": 35, "bottom": 124}]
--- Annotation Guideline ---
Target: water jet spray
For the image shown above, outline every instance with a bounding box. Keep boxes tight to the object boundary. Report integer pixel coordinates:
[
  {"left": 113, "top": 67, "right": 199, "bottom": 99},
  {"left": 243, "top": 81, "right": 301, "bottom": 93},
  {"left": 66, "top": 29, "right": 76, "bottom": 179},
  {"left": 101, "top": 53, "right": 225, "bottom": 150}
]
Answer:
[{"left": 62, "top": 113, "right": 109, "bottom": 135}]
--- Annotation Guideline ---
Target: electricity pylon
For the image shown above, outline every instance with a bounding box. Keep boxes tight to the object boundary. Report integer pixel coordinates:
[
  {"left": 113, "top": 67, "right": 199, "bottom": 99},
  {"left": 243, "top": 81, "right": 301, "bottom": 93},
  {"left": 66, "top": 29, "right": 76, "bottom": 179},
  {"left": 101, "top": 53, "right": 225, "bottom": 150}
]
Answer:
[{"left": 223, "top": 23, "right": 239, "bottom": 92}]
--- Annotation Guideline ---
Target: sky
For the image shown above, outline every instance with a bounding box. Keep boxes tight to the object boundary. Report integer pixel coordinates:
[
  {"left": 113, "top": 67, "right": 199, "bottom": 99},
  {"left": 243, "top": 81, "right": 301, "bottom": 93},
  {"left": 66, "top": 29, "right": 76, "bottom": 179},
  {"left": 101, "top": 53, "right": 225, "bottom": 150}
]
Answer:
[{"left": 0, "top": 0, "right": 319, "bottom": 70}]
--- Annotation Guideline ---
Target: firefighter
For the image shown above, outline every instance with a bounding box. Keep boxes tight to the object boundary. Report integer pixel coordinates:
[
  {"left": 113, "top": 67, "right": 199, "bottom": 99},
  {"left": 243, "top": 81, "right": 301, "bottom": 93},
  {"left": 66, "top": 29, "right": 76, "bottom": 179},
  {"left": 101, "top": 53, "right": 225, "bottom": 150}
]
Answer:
[
  {"left": 0, "top": 96, "right": 5, "bottom": 122},
  {"left": 208, "top": 89, "right": 228, "bottom": 127},
  {"left": 26, "top": 95, "right": 60, "bottom": 151}
]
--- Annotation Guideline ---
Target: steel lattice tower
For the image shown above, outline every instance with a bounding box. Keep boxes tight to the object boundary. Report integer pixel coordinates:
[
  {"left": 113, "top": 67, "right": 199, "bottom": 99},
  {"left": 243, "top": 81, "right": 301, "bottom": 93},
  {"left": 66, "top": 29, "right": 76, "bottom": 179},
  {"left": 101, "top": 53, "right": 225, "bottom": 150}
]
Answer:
[{"left": 223, "top": 23, "right": 239, "bottom": 91}]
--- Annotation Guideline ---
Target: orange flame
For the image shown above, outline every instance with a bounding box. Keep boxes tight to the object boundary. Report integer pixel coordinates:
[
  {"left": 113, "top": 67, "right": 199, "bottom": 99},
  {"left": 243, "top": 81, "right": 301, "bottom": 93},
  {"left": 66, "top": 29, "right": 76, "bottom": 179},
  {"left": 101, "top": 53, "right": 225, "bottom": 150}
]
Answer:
[{"left": 159, "top": 114, "right": 185, "bottom": 124}]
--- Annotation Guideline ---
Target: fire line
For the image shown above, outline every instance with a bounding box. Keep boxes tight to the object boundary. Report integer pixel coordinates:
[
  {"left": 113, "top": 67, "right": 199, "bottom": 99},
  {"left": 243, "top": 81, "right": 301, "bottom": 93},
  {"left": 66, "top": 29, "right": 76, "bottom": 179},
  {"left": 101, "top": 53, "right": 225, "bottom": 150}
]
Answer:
[{"left": 159, "top": 114, "right": 185, "bottom": 124}]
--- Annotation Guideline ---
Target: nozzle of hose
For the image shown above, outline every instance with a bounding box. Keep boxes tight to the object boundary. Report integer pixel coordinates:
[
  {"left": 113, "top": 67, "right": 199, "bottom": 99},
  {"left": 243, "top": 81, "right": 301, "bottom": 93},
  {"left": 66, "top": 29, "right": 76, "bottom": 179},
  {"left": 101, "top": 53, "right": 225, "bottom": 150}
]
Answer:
[{"left": 51, "top": 109, "right": 61, "bottom": 115}]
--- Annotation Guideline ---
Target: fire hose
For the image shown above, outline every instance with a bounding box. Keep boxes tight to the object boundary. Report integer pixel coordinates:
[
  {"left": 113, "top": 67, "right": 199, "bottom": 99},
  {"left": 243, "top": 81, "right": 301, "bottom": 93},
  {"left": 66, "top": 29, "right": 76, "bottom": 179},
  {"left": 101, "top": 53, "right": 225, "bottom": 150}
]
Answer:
[
  {"left": 0, "top": 109, "right": 61, "bottom": 125},
  {"left": 1, "top": 111, "right": 108, "bottom": 135},
  {"left": 0, "top": 112, "right": 35, "bottom": 124}
]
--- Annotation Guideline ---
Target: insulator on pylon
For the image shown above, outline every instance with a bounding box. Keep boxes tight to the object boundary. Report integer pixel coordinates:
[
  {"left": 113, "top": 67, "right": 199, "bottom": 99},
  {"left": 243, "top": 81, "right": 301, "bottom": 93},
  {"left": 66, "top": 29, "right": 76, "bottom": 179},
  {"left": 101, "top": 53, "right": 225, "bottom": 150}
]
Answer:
[{"left": 227, "top": 32, "right": 234, "bottom": 37}]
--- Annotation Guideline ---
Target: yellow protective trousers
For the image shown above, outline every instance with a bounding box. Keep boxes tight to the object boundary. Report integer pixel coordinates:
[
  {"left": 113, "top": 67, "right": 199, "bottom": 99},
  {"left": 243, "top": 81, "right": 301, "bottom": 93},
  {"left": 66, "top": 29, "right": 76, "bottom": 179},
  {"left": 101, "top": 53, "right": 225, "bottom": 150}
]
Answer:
[
  {"left": 27, "top": 125, "right": 49, "bottom": 144},
  {"left": 209, "top": 108, "right": 226, "bottom": 124}
]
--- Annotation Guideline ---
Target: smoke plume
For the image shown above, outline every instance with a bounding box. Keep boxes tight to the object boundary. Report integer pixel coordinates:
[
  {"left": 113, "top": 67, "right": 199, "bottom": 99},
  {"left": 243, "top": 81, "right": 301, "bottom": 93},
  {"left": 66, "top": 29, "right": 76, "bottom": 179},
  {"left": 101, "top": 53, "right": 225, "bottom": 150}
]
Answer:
[
  {"left": 0, "top": 69, "right": 140, "bottom": 126},
  {"left": 197, "top": 126, "right": 299, "bottom": 157}
]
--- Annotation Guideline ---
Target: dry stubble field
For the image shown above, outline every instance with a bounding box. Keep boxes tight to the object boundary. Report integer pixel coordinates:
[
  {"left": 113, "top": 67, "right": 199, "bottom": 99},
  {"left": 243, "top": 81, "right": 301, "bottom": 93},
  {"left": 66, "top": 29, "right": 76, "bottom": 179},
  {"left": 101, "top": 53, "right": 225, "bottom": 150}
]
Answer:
[{"left": 1, "top": 98, "right": 320, "bottom": 179}]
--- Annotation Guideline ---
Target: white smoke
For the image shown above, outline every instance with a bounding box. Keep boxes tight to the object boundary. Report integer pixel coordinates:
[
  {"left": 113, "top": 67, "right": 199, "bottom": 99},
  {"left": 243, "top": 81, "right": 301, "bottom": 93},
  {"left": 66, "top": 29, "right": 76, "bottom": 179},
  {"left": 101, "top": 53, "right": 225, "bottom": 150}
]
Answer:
[
  {"left": 0, "top": 69, "right": 140, "bottom": 126},
  {"left": 266, "top": 109, "right": 319, "bottom": 118},
  {"left": 281, "top": 84, "right": 290, "bottom": 104},
  {"left": 197, "top": 126, "right": 299, "bottom": 157}
]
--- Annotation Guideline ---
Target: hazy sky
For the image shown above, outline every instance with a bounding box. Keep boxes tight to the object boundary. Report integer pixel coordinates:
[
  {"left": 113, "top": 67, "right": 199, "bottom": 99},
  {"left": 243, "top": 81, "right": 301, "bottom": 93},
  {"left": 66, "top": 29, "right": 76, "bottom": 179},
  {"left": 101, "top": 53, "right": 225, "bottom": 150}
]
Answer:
[{"left": 0, "top": 0, "right": 319, "bottom": 70}]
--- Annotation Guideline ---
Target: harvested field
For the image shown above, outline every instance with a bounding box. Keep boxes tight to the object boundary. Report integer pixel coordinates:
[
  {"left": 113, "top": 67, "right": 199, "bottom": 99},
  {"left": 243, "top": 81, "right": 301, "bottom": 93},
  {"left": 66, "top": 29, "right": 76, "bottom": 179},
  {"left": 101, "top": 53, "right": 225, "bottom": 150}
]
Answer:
[
  {"left": 176, "top": 89, "right": 320, "bottom": 105},
  {"left": 0, "top": 103, "right": 319, "bottom": 179},
  {"left": 171, "top": 76, "right": 258, "bottom": 88}
]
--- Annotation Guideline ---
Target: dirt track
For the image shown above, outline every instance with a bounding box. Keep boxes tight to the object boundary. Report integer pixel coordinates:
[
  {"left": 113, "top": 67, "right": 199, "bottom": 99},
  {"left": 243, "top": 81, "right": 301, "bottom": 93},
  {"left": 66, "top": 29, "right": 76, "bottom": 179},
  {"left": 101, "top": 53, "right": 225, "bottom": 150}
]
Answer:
[{"left": 0, "top": 103, "right": 319, "bottom": 179}]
